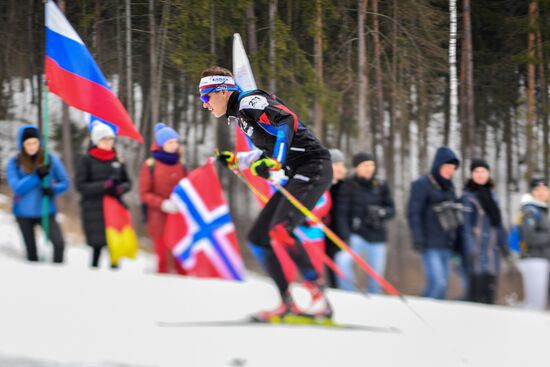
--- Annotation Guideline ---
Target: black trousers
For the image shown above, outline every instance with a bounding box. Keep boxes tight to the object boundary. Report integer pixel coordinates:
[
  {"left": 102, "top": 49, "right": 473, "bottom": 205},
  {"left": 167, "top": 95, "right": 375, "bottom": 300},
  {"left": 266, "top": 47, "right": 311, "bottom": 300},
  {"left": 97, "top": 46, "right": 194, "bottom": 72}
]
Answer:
[
  {"left": 324, "top": 236, "right": 340, "bottom": 288},
  {"left": 468, "top": 273, "right": 497, "bottom": 304},
  {"left": 247, "top": 159, "right": 333, "bottom": 297},
  {"left": 91, "top": 246, "right": 119, "bottom": 268},
  {"left": 16, "top": 215, "right": 65, "bottom": 263}
]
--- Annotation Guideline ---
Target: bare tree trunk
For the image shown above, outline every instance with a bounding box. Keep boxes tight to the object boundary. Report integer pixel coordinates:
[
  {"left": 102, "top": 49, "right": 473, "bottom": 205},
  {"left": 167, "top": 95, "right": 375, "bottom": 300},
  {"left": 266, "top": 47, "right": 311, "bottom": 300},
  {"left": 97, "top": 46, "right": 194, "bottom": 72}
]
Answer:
[
  {"left": 246, "top": 3, "right": 257, "bottom": 54},
  {"left": 126, "top": 0, "right": 133, "bottom": 122},
  {"left": 27, "top": 0, "right": 42, "bottom": 129},
  {"left": 504, "top": 109, "right": 513, "bottom": 217},
  {"left": 269, "top": 0, "right": 277, "bottom": 93},
  {"left": 313, "top": 0, "right": 324, "bottom": 141},
  {"left": 448, "top": 0, "right": 458, "bottom": 149},
  {"left": 372, "top": 0, "right": 384, "bottom": 167},
  {"left": 357, "top": 0, "right": 369, "bottom": 153},
  {"left": 536, "top": 14, "right": 549, "bottom": 181},
  {"left": 388, "top": 0, "right": 398, "bottom": 190},
  {"left": 526, "top": 0, "right": 537, "bottom": 182},
  {"left": 115, "top": 0, "right": 125, "bottom": 106},
  {"left": 149, "top": 0, "right": 158, "bottom": 141},
  {"left": 92, "top": 0, "right": 101, "bottom": 63},
  {"left": 417, "top": 65, "right": 428, "bottom": 173},
  {"left": 463, "top": 0, "right": 475, "bottom": 161}
]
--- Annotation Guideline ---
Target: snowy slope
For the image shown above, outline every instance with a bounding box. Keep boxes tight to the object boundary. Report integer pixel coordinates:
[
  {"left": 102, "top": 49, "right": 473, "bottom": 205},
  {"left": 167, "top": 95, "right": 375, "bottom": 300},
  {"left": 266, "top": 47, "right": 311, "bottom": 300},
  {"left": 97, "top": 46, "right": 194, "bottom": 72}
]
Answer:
[{"left": 0, "top": 209, "right": 549, "bottom": 367}]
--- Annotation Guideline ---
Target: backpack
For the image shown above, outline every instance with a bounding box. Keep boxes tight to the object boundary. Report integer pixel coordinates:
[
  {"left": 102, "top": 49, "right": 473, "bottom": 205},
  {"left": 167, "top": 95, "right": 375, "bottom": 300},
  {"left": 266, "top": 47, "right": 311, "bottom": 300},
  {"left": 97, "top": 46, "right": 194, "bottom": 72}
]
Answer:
[{"left": 508, "top": 205, "right": 540, "bottom": 254}]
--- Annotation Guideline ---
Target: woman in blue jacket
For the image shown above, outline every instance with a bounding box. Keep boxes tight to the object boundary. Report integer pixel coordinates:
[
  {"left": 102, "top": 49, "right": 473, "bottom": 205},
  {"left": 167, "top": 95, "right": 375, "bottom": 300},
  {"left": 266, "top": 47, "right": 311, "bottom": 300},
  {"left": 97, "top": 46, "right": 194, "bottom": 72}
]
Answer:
[
  {"left": 461, "top": 159, "right": 509, "bottom": 304},
  {"left": 6, "top": 125, "right": 69, "bottom": 263}
]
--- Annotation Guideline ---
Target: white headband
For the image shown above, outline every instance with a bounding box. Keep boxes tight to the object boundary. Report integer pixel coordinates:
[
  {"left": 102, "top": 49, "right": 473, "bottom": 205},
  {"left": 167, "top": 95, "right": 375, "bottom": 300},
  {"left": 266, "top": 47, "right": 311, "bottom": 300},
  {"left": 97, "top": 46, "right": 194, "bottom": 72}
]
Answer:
[{"left": 199, "top": 75, "right": 237, "bottom": 94}]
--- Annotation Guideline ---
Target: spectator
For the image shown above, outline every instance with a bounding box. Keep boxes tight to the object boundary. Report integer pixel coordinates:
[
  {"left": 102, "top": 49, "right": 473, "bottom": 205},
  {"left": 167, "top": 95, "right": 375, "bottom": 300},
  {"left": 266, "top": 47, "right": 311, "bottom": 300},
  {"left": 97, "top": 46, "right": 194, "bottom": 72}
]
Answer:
[
  {"left": 139, "top": 123, "right": 187, "bottom": 274},
  {"left": 335, "top": 152, "right": 395, "bottom": 293},
  {"left": 325, "top": 148, "right": 347, "bottom": 288},
  {"left": 407, "top": 147, "right": 460, "bottom": 299},
  {"left": 6, "top": 125, "right": 69, "bottom": 263},
  {"left": 75, "top": 122, "right": 131, "bottom": 268},
  {"left": 461, "top": 158, "right": 509, "bottom": 304},
  {"left": 517, "top": 178, "right": 550, "bottom": 310}
]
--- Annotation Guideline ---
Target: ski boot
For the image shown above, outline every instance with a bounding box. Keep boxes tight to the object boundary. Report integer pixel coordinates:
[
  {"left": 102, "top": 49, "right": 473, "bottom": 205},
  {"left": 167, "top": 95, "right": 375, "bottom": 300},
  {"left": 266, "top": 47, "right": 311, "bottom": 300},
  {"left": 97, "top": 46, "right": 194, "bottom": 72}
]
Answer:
[
  {"left": 252, "top": 292, "right": 307, "bottom": 324},
  {"left": 303, "top": 280, "right": 334, "bottom": 321}
]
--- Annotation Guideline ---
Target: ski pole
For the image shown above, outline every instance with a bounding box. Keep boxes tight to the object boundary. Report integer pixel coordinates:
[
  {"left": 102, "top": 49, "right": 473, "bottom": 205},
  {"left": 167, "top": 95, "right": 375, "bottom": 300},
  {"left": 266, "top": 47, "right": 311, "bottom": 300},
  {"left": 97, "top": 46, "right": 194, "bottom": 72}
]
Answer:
[{"left": 223, "top": 163, "right": 348, "bottom": 281}]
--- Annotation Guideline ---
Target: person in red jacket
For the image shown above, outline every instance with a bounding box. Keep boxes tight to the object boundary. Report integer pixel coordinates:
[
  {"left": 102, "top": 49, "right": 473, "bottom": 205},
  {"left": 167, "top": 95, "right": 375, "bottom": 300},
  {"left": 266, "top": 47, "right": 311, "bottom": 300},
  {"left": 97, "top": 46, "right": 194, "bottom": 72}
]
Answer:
[{"left": 139, "top": 123, "right": 187, "bottom": 274}]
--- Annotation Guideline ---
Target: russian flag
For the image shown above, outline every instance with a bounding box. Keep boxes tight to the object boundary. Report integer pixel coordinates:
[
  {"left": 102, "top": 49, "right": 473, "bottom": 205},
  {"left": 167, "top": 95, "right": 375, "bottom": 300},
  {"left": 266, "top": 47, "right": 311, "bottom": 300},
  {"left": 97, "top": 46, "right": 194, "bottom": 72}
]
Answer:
[{"left": 45, "top": 1, "right": 142, "bottom": 142}]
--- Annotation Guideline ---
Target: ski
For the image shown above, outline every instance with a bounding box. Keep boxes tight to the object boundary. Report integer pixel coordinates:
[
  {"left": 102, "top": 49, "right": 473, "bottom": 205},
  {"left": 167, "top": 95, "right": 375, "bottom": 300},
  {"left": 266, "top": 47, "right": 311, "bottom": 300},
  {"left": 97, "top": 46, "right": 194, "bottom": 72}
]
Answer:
[{"left": 157, "top": 317, "right": 400, "bottom": 333}]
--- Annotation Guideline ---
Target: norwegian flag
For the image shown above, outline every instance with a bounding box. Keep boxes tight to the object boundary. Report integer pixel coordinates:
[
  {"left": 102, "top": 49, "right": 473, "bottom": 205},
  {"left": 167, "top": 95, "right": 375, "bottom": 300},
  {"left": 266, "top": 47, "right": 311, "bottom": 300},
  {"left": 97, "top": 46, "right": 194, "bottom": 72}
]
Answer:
[{"left": 165, "top": 160, "right": 244, "bottom": 280}]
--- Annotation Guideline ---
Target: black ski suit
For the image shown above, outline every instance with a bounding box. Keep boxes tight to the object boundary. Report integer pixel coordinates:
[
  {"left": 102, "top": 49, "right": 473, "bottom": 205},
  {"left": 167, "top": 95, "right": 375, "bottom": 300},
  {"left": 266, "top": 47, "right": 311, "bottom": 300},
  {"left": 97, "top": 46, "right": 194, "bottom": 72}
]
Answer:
[{"left": 226, "top": 90, "right": 332, "bottom": 297}]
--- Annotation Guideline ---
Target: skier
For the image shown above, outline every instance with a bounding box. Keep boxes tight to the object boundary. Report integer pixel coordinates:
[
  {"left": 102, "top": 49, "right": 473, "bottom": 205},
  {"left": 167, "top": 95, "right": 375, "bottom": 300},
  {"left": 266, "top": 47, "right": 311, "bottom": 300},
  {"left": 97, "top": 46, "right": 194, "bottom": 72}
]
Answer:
[{"left": 199, "top": 66, "right": 333, "bottom": 321}]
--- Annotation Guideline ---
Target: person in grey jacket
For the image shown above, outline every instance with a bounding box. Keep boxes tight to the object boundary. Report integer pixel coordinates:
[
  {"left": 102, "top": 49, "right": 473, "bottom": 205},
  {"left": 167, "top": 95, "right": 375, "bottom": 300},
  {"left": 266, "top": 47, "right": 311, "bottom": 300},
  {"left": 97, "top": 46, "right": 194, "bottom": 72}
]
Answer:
[{"left": 518, "top": 178, "right": 550, "bottom": 310}]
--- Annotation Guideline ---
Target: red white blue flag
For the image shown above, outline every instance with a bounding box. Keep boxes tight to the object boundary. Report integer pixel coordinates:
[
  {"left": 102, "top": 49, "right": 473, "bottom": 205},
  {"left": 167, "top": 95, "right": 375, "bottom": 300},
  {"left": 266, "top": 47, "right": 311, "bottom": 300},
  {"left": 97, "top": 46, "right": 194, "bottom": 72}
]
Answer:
[
  {"left": 45, "top": 0, "right": 142, "bottom": 142},
  {"left": 166, "top": 160, "right": 244, "bottom": 281}
]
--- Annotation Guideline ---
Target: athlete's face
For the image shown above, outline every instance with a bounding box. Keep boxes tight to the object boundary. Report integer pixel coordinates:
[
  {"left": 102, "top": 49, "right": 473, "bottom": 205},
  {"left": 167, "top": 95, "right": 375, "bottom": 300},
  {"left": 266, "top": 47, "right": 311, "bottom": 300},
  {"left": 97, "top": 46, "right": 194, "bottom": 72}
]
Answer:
[{"left": 202, "top": 90, "right": 230, "bottom": 118}]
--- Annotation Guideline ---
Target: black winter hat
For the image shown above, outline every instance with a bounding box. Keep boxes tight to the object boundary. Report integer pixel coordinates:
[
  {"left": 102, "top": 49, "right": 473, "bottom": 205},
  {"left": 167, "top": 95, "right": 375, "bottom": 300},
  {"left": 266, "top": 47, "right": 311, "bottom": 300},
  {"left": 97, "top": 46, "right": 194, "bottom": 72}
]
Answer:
[
  {"left": 530, "top": 177, "right": 548, "bottom": 190},
  {"left": 470, "top": 158, "right": 490, "bottom": 172},
  {"left": 22, "top": 127, "right": 40, "bottom": 144},
  {"left": 352, "top": 152, "right": 375, "bottom": 167}
]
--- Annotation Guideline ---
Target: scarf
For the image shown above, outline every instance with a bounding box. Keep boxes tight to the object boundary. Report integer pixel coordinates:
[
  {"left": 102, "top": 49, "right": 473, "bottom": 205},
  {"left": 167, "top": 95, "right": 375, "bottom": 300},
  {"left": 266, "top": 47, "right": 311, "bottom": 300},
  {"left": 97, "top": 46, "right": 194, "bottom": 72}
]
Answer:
[
  {"left": 465, "top": 179, "right": 502, "bottom": 227},
  {"left": 89, "top": 147, "right": 116, "bottom": 161},
  {"left": 152, "top": 150, "right": 180, "bottom": 165}
]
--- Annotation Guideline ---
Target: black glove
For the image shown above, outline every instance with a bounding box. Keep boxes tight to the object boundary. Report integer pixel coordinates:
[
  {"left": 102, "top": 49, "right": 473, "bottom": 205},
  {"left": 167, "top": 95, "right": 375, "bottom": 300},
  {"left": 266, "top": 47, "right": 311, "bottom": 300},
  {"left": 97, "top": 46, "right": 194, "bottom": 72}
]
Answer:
[
  {"left": 250, "top": 158, "right": 281, "bottom": 179},
  {"left": 104, "top": 178, "right": 119, "bottom": 196},
  {"left": 413, "top": 242, "right": 424, "bottom": 252},
  {"left": 115, "top": 182, "right": 130, "bottom": 196},
  {"left": 215, "top": 150, "right": 236, "bottom": 168},
  {"left": 42, "top": 187, "right": 54, "bottom": 197},
  {"left": 35, "top": 163, "right": 51, "bottom": 179}
]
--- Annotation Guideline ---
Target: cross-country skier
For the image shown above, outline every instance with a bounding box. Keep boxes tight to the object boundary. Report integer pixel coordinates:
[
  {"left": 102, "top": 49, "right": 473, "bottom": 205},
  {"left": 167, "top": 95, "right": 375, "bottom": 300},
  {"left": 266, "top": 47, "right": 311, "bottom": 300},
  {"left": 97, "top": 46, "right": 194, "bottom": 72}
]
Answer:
[{"left": 199, "top": 66, "right": 333, "bottom": 321}]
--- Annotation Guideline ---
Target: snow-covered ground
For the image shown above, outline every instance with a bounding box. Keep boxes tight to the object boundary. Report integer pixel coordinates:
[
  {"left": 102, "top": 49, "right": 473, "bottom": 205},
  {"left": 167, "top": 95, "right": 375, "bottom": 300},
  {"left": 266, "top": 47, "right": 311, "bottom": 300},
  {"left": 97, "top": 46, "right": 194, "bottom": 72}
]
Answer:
[{"left": 1, "top": 208, "right": 550, "bottom": 367}]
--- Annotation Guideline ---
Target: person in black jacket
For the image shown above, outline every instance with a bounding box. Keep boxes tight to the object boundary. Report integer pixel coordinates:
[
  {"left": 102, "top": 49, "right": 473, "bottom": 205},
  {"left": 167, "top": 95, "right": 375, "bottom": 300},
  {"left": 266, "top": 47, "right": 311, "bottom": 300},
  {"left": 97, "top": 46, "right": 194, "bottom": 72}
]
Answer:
[
  {"left": 200, "top": 66, "right": 332, "bottom": 320},
  {"left": 325, "top": 148, "right": 347, "bottom": 288},
  {"left": 75, "top": 122, "right": 132, "bottom": 268},
  {"left": 407, "top": 146, "right": 460, "bottom": 299},
  {"left": 335, "top": 153, "right": 395, "bottom": 293}
]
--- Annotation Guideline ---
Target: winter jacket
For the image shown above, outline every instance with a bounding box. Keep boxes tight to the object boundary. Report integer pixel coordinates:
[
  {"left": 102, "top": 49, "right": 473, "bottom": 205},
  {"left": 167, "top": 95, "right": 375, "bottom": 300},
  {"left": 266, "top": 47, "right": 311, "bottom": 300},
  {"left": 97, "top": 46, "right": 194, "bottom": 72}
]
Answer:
[
  {"left": 6, "top": 126, "right": 69, "bottom": 218},
  {"left": 75, "top": 150, "right": 131, "bottom": 248},
  {"left": 225, "top": 90, "right": 330, "bottom": 170},
  {"left": 337, "top": 175, "right": 395, "bottom": 243},
  {"left": 139, "top": 156, "right": 187, "bottom": 239},
  {"left": 407, "top": 147, "right": 460, "bottom": 251},
  {"left": 520, "top": 194, "right": 550, "bottom": 260},
  {"left": 461, "top": 190, "right": 508, "bottom": 275}
]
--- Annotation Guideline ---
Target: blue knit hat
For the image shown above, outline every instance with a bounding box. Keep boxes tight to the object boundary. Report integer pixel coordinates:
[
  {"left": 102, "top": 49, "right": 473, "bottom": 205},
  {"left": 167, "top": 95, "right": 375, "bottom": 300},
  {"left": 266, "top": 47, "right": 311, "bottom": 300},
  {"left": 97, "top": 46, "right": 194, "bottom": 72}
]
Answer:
[{"left": 154, "top": 123, "right": 179, "bottom": 146}]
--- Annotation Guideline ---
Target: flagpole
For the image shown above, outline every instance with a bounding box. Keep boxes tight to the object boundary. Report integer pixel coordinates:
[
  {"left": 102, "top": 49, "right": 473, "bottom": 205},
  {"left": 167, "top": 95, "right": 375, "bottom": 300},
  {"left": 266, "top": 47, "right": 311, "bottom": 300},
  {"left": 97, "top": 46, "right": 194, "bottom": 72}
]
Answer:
[{"left": 41, "top": 68, "right": 51, "bottom": 247}]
